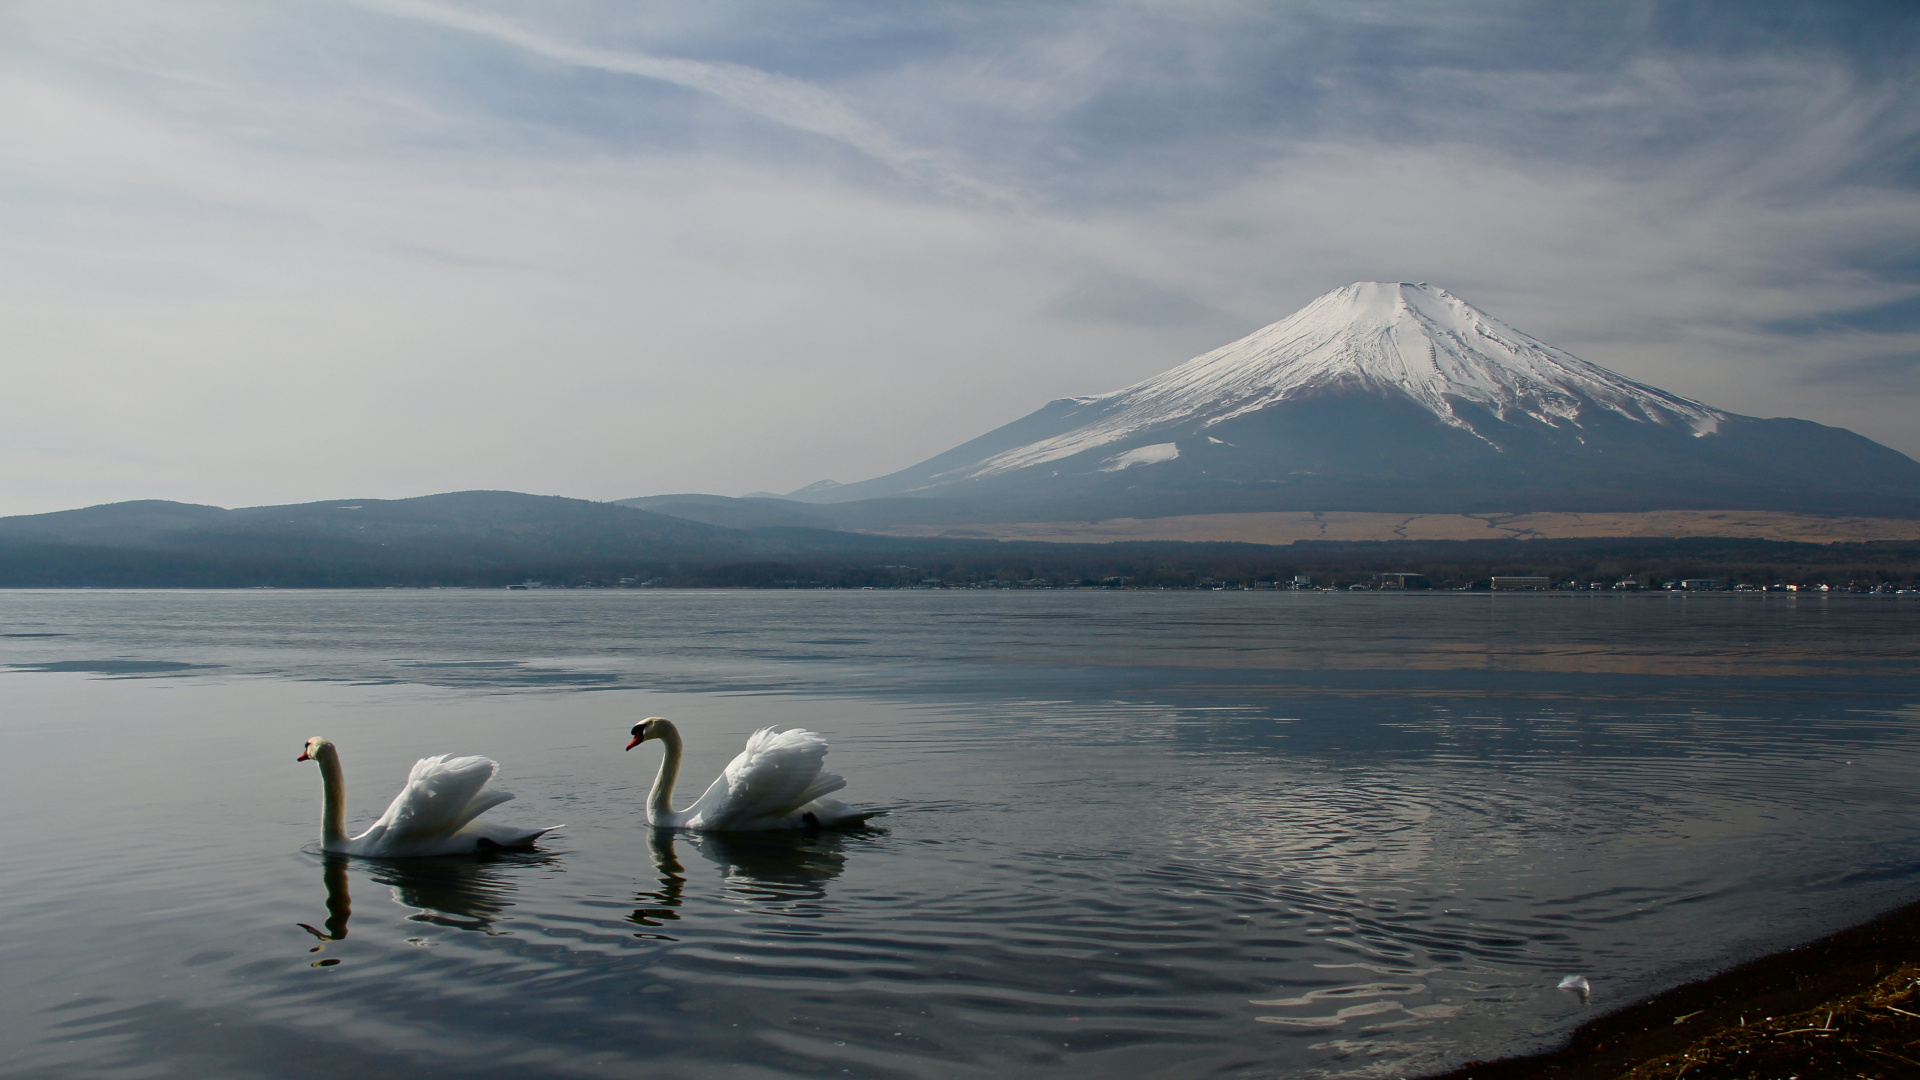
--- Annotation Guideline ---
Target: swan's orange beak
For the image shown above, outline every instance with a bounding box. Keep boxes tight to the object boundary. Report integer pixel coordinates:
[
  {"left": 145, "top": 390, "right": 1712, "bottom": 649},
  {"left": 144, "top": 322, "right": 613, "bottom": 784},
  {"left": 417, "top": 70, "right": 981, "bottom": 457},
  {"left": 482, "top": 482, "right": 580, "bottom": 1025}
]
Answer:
[
  {"left": 296, "top": 749, "right": 311, "bottom": 761},
  {"left": 624, "top": 734, "right": 644, "bottom": 751}
]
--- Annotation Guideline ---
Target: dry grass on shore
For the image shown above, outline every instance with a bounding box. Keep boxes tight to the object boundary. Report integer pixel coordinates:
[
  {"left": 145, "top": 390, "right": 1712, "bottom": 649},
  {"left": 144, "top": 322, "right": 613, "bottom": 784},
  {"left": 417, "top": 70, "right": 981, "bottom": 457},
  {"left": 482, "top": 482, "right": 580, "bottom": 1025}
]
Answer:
[
  {"left": 1616, "top": 963, "right": 1920, "bottom": 1080},
  {"left": 1423, "top": 898, "right": 1920, "bottom": 1080}
]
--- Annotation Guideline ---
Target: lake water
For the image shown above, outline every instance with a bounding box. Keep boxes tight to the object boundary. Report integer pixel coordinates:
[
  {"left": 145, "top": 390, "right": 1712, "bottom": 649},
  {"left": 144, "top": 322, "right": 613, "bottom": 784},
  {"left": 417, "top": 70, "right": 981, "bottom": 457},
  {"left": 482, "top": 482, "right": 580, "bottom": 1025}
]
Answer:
[{"left": 3, "top": 589, "right": 1919, "bottom": 1080}]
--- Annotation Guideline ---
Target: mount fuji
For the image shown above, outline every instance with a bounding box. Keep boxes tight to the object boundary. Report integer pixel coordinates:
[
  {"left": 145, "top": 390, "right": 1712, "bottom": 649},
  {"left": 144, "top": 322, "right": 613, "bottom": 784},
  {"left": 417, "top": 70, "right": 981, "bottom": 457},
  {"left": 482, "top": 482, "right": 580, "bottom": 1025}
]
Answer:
[{"left": 789, "top": 282, "right": 1920, "bottom": 522}]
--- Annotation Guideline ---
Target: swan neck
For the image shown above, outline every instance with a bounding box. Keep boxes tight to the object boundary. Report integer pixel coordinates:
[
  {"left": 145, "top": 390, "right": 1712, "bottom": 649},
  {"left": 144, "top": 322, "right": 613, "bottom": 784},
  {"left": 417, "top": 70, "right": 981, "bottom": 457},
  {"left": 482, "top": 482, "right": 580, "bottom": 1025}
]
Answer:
[
  {"left": 648, "top": 722, "right": 684, "bottom": 825},
  {"left": 315, "top": 744, "right": 348, "bottom": 848}
]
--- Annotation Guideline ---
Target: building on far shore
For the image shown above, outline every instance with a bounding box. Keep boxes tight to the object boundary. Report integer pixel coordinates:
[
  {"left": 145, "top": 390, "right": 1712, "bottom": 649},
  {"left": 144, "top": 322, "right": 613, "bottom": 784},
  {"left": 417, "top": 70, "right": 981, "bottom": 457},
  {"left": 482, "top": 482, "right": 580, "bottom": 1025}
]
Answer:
[{"left": 1491, "top": 576, "right": 1551, "bottom": 590}]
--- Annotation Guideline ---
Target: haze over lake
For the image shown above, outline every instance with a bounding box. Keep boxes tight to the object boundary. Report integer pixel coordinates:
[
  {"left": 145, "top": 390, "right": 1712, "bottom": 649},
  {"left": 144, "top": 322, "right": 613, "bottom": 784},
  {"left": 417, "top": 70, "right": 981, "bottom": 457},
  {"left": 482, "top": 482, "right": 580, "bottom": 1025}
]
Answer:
[{"left": 4, "top": 589, "right": 1919, "bottom": 1079}]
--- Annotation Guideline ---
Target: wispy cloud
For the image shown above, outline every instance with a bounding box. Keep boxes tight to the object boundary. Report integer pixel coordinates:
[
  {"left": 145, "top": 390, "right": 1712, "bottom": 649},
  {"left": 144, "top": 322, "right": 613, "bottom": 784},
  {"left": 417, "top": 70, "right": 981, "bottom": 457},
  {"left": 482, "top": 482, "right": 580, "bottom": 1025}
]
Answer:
[
  {"left": 1768, "top": 294, "right": 1920, "bottom": 337},
  {"left": 359, "top": 0, "right": 1014, "bottom": 205},
  {"left": 1806, "top": 353, "right": 1920, "bottom": 383}
]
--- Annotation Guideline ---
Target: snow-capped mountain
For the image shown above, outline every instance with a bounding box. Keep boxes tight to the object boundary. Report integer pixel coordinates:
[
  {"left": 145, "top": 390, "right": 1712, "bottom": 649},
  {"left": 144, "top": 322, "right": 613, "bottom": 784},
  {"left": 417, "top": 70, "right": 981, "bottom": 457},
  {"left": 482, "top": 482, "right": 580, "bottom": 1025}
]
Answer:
[
  {"left": 957, "top": 282, "right": 1721, "bottom": 481},
  {"left": 799, "top": 282, "right": 1920, "bottom": 521}
]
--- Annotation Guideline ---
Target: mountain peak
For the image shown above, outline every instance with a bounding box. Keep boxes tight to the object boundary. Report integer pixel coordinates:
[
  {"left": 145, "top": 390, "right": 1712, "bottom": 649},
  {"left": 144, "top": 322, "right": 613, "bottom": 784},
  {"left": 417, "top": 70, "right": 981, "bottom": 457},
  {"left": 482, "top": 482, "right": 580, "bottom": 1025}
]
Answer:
[
  {"left": 954, "top": 281, "right": 1721, "bottom": 480},
  {"left": 1188, "top": 280, "right": 1719, "bottom": 432}
]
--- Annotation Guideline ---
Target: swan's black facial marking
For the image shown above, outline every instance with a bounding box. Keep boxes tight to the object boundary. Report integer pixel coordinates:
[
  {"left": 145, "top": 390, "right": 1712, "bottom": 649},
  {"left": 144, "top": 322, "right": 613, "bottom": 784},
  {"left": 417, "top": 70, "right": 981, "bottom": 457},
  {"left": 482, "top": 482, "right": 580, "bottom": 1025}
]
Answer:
[{"left": 625, "top": 723, "right": 646, "bottom": 751}]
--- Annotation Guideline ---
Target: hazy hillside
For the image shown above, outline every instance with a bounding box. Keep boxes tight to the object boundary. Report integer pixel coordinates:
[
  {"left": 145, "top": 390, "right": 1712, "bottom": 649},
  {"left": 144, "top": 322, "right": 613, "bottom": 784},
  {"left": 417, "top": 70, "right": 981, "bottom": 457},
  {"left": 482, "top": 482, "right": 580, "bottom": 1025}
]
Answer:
[{"left": 0, "top": 491, "right": 775, "bottom": 586}]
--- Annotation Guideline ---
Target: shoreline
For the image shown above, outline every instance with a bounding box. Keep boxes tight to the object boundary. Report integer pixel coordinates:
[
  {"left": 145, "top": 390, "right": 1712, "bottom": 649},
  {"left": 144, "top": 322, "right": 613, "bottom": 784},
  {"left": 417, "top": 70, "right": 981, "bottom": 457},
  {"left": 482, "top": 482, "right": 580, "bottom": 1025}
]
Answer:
[
  {"left": 1421, "top": 895, "right": 1920, "bottom": 1079},
  {"left": 872, "top": 509, "right": 1920, "bottom": 547}
]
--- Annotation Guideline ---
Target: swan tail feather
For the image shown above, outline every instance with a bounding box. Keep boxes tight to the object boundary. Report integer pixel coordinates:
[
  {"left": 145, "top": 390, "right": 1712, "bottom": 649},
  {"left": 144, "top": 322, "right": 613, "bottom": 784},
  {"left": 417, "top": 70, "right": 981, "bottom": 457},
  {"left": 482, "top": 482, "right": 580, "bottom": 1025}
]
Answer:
[
  {"left": 468, "top": 822, "right": 564, "bottom": 849},
  {"left": 798, "top": 798, "right": 881, "bottom": 828}
]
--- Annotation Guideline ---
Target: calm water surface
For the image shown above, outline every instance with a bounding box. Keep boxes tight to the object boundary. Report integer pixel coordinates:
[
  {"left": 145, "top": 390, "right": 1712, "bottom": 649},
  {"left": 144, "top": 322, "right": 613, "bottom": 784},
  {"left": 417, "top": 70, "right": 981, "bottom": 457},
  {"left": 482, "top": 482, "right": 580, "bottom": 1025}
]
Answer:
[{"left": 2, "top": 589, "right": 1918, "bottom": 1079}]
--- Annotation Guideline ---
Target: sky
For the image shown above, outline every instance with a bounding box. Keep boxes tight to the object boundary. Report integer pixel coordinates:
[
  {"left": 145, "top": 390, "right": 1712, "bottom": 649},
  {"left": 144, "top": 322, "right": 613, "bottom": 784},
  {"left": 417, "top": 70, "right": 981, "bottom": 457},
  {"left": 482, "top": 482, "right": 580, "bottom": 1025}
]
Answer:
[{"left": 3, "top": 0, "right": 1918, "bottom": 516}]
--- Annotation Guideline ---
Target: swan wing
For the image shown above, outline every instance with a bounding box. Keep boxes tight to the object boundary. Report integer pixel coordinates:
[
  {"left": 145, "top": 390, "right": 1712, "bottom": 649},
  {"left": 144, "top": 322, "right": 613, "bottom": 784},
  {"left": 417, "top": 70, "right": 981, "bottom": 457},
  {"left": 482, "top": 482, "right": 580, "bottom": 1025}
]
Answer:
[
  {"left": 688, "top": 727, "right": 847, "bottom": 831},
  {"left": 355, "top": 754, "right": 510, "bottom": 851}
]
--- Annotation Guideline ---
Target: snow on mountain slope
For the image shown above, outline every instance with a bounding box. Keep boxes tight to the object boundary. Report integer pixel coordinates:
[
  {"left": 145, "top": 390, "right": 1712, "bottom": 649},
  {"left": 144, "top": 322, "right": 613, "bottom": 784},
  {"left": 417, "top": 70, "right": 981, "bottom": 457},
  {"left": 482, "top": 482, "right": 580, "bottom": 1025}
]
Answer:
[{"left": 951, "top": 282, "right": 1722, "bottom": 481}]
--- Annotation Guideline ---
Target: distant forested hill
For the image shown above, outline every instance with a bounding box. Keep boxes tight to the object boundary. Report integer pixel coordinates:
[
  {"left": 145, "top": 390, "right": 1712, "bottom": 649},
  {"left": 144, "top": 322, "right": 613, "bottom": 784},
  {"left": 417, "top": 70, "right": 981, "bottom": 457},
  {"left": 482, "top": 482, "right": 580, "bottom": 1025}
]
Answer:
[{"left": 1, "top": 490, "right": 1916, "bottom": 589}]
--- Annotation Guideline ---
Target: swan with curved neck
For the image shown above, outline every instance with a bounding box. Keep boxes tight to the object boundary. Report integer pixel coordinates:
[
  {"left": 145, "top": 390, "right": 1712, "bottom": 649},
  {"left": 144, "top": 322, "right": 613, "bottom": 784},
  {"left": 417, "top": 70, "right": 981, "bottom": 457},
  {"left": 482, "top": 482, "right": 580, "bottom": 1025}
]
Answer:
[
  {"left": 297, "top": 737, "right": 562, "bottom": 857},
  {"left": 625, "top": 717, "right": 875, "bottom": 832}
]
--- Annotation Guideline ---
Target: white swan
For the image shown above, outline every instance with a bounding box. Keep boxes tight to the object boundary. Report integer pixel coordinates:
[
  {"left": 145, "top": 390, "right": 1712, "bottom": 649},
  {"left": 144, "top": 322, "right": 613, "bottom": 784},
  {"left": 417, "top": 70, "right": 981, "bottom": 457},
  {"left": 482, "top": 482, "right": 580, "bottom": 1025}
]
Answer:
[
  {"left": 297, "top": 737, "right": 563, "bottom": 857},
  {"left": 624, "top": 717, "right": 876, "bottom": 831}
]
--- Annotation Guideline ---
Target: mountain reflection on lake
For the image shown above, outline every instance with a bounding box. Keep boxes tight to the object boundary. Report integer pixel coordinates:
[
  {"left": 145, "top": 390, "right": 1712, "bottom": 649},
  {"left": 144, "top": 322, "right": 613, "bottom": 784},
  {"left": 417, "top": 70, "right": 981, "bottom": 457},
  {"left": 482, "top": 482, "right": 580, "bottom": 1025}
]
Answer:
[{"left": 2, "top": 589, "right": 1917, "bottom": 1079}]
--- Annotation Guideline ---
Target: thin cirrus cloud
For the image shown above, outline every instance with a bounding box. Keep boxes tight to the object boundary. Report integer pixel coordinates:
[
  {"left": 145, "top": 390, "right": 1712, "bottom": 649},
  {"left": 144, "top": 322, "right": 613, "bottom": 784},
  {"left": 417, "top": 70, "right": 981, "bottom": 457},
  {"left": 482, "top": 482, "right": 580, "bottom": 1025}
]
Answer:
[{"left": 358, "top": 0, "right": 1015, "bottom": 206}]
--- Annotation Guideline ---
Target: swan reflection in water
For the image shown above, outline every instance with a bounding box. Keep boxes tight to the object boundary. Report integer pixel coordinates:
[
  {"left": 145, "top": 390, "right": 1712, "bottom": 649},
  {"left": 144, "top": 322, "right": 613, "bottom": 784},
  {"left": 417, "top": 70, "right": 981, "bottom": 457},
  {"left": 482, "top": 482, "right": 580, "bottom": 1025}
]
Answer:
[
  {"left": 296, "top": 856, "right": 353, "bottom": 964},
  {"left": 299, "top": 850, "right": 558, "bottom": 952},
  {"left": 631, "top": 832, "right": 687, "bottom": 935},
  {"left": 371, "top": 850, "right": 557, "bottom": 933},
  {"left": 634, "top": 829, "right": 858, "bottom": 935}
]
